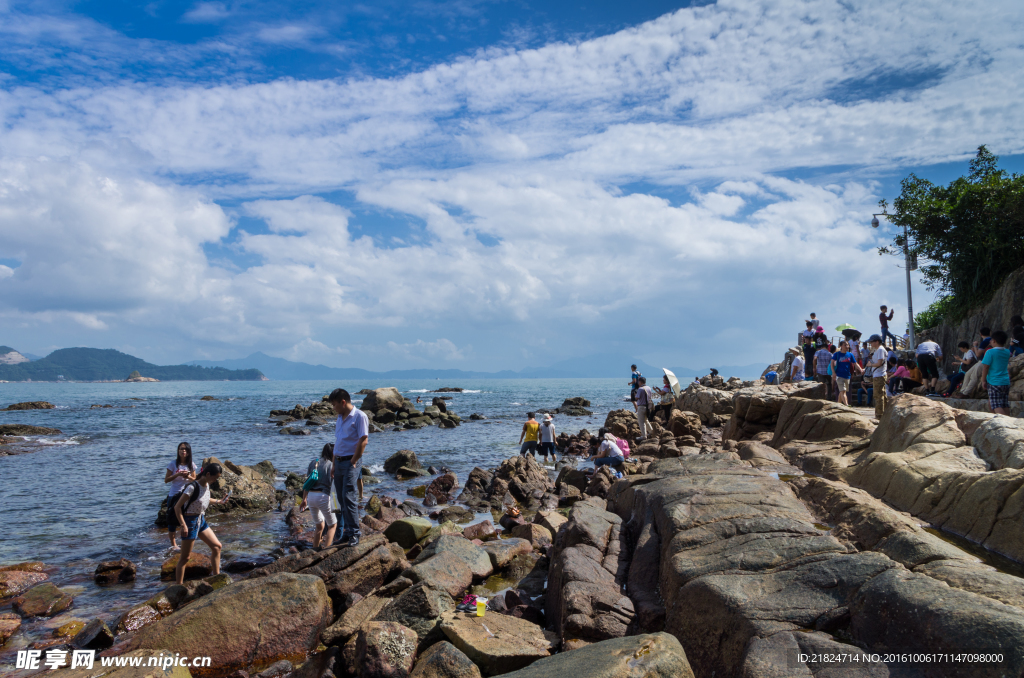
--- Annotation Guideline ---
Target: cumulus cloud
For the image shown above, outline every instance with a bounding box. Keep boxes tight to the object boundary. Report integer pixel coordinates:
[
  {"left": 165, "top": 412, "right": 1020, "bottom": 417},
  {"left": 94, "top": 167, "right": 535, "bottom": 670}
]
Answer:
[{"left": 0, "top": 0, "right": 1015, "bottom": 366}]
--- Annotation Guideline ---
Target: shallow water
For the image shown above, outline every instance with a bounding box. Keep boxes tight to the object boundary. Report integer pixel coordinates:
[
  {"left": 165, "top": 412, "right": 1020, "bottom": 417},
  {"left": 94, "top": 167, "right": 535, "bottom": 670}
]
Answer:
[{"left": 0, "top": 377, "right": 629, "bottom": 649}]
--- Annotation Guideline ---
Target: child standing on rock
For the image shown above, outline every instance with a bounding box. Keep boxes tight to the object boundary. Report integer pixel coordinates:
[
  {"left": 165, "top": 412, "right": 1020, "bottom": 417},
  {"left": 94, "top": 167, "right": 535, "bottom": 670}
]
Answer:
[{"left": 173, "top": 463, "right": 230, "bottom": 585}]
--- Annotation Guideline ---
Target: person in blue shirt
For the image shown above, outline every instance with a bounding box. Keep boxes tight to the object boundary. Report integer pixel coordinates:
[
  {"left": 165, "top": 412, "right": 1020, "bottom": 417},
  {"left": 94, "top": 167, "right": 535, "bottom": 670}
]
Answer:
[
  {"left": 831, "top": 340, "right": 863, "bottom": 406},
  {"left": 981, "top": 330, "right": 1012, "bottom": 415},
  {"left": 330, "top": 388, "right": 369, "bottom": 547},
  {"left": 629, "top": 364, "right": 641, "bottom": 412}
]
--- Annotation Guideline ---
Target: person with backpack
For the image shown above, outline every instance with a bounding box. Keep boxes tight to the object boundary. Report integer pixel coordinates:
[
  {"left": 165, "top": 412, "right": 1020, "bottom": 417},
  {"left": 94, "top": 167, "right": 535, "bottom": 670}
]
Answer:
[
  {"left": 538, "top": 414, "right": 557, "bottom": 465},
  {"left": 173, "top": 463, "right": 230, "bottom": 585},
  {"left": 164, "top": 442, "right": 197, "bottom": 551},
  {"left": 635, "top": 376, "right": 656, "bottom": 441},
  {"left": 301, "top": 443, "right": 336, "bottom": 550}
]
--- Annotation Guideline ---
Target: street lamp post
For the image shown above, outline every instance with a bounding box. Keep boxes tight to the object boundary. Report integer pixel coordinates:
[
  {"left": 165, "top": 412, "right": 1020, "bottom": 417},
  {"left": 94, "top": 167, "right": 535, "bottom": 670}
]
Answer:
[{"left": 871, "top": 213, "right": 915, "bottom": 350}]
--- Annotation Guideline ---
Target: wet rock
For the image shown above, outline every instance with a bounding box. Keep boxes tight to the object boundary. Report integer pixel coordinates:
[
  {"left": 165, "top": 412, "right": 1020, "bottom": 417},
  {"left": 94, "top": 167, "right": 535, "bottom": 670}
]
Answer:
[
  {"left": 95, "top": 558, "right": 137, "bottom": 585},
  {"left": 498, "top": 513, "right": 526, "bottom": 531},
  {"left": 417, "top": 521, "right": 466, "bottom": 548},
  {"left": 0, "top": 569, "right": 49, "bottom": 598},
  {"left": 223, "top": 555, "right": 275, "bottom": 574},
  {"left": 12, "top": 583, "right": 74, "bottom": 617},
  {"left": 2, "top": 401, "right": 56, "bottom": 410},
  {"left": 72, "top": 618, "right": 115, "bottom": 650},
  {"left": 55, "top": 619, "right": 87, "bottom": 638},
  {"left": 374, "top": 582, "right": 456, "bottom": 650},
  {"left": 479, "top": 538, "right": 532, "bottom": 569},
  {"left": 439, "top": 611, "right": 557, "bottom": 675},
  {"left": 499, "top": 633, "right": 693, "bottom": 678},
  {"left": 200, "top": 396, "right": 217, "bottom": 401},
  {"left": 461, "top": 521, "right": 496, "bottom": 542},
  {"left": 409, "top": 640, "right": 481, "bottom": 678},
  {"left": 124, "top": 573, "right": 331, "bottom": 675},
  {"left": 0, "top": 561, "right": 47, "bottom": 573},
  {"left": 160, "top": 552, "right": 212, "bottom": 581},
  {"left": 0, "top": 612, "right": 21, "bottom": 646},
  {"left": 353, "top": 621, "right": 418, "bottom": 677},
  {"left": 116, "top": 603, "right": 163, "bottom": 635},
  {"left": 426, "top": 472, "right": 458, "bottom": 503},
  {"left": 386, "top": 517, "right": 434, "bottom": 549},
  {"left": 397, "top": 466, "right": 430, "bottom": 480},
  {"left": 0, "top": 424, "right": 63, "bottom": 436},
  {"left": 455, "top": 468, "right": 494, "bottom": 510},
  {"left": 469, "top": 414, "right": 486, "bottom": 421},
  {"left": 281, "top": 426, "right": 312, "bottom": 435},
  {"left": 510, "top": 524, "right": 552, "bottom": 550}
]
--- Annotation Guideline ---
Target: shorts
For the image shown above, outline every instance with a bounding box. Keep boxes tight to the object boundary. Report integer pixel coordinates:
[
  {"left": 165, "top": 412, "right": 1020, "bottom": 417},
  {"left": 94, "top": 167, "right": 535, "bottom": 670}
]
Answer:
[
  {"left": 307, "top": 491, "right": 337, "bottom": 527},
  {"left": 167, "top": 492, "right": 183, "bottom": 531},
  {"left": 539, "top": 442, "right": 556, "bottom": 457},
  {"left": 183, "top": 514, "right": 210, "bottom": 541},
  {"left": 520, "top": 440, "right": 538, "bottom": 456},
  {"left": 630, "top": 388, "right": 638, "bottom": 402},
  {"left": 918, "top": 354, "right": 939, "bottom": 380},
  {"left": 989, "top": 384, "right": 1010, "bottom": 410},
  {"left": 836, "top": 377, "right": 850, "bottom": 393}
]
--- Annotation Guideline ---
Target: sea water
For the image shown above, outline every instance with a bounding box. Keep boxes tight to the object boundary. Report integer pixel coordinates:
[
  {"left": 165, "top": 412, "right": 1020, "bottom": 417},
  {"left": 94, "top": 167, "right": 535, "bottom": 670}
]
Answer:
[{"left": 0, "top": 378, "right": 628, "bottom": 642}]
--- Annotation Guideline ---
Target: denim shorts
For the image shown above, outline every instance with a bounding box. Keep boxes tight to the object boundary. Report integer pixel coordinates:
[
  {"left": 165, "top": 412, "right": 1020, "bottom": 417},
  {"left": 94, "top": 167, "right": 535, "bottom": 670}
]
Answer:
[{"left": 183, "top": 514, "right": 209, "bottom": 541}]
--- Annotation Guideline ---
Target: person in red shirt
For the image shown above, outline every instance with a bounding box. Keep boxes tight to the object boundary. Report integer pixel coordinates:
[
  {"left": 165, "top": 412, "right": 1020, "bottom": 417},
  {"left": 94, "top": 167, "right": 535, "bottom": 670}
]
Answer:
[{"left": 879, "top": 305, "right": 897, "bottom": 348}]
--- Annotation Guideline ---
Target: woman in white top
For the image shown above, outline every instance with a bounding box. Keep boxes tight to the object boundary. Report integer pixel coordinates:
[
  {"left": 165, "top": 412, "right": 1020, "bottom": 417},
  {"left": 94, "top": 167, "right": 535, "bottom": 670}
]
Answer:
[
  {"left": 539, "top": 415, "right": 557, "bottom": 464},
  {"left": 173, "top": 463, "right": 230, "bottom": 585},
  {"left": 164, "top": 442, "right": 198, "bottom": 550},
  {"left": 589, "top": 429, "right": 625, "bottom": 468}
]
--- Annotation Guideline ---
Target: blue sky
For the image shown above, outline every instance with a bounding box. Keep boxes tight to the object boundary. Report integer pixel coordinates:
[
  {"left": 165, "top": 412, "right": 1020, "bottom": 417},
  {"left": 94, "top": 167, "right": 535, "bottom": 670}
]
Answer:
[{"left": 1, "top": 0, "right": 1023, "bottom": 372}]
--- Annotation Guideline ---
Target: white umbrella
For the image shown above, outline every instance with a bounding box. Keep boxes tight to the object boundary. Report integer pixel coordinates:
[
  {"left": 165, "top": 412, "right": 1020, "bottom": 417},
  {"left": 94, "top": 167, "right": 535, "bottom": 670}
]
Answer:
[{"left": 663, "top": 368, "right": 681, "bottom": 398}]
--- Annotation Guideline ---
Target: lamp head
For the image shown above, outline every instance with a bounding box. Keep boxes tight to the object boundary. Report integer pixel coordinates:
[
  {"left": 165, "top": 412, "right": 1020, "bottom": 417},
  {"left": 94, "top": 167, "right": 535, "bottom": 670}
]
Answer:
[{"left": 871, "top": 216, "right": 880, "bottom": 228}]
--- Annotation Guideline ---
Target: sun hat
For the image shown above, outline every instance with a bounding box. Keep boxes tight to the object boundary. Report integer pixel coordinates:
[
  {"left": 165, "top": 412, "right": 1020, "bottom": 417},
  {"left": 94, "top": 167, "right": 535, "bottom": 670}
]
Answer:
[
  {"left": 543, "top": 414, "right": 553, "bottom": 421},
  {"left": 816, "top": 326, "right": 824, "bottom": 332}
]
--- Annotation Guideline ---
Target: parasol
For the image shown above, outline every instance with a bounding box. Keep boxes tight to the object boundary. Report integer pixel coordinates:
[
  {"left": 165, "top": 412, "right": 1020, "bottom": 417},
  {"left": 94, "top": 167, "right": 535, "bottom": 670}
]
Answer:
[{"left": 663, "top": 368, "right": 681, "bottom": 398}]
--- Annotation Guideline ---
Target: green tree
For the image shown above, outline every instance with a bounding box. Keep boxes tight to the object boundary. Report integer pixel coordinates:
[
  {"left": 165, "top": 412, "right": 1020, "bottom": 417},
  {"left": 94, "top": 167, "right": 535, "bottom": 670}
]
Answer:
[{"left": 879, "top": 146, "right": 1024, "bottom": 329}]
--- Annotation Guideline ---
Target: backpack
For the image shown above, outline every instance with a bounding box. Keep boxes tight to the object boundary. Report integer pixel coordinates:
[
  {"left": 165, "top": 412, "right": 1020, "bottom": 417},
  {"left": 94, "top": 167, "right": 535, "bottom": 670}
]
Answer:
[
  {"left": 302, "top": 459, "right": 320, "bottom": 492},
  {"left": 616, "top": 438, "right": 631, "bottom": 458},
  {"left": 180, "top": 481, "right": 203, "bottom": 514}
]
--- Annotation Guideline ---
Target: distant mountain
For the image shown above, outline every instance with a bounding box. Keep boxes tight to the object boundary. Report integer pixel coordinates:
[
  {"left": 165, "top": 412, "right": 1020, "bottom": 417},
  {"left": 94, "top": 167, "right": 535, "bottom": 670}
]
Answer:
[
  {"left": 0, "top": 348, "right": 265, "bottom": 382},
  {"left": 190, "top": 351, "right": 767, "bottom": 381},
  {"left": 0, "top": 346, "right": 31, "bottom": 366}
]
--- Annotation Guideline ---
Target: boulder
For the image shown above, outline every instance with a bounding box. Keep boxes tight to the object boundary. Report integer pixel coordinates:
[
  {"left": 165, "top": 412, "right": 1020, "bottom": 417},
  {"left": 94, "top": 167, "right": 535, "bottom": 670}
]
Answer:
[
  {"left": 353, "top": 622, "right": 418, "bottom": 678},
  {"left": 12, "top": 583, "right": 74, "bottom": 617},
  {"left": 462, "top": 521, "right": 496, "bottom": 542},
  {"left": 417, "top": 521, "right": 466, "bottom": 548},
  {"left": 161, "top": 552, "right": 213, "bottom": 581},
  {"left": 95, "top": 558, "right": 137, "bottom": 585},
  {"left": 417, "top": 535, "right": 493, "bottom": 579},
  {"left": 432, "top": 398, "right": 448, "bottom": 413},
  {"left": 667, "top": 409, "right": 702, "bottom": 438},
  {"left": 55, "top": 619, "right": 87, "bottom": 638},
  {"left": 532, "top": 511, "right": 567, "bottom": 536},
  {"left": 675, "top": 383, "right": 734, "bottom": 426},
  {"left": 426, "top": 473, "right": 458, "bottom": 503},
  {"left": 363, "top": 388, "right": 406, "bottom": 413},
  {"left": 409, "top": 641, "right": 480, "bottom": 678},
  {"left": 0, "top": 570, "right": 48, "bottom": 598},
  {"left": 323, "top": 594, "right": 394, "bottom": 646},
  {"left": 436, "top": 506, "right": 474, "bottom": 524},
  {"left": 479, "top": 539, "right": 533, "bottom": 569},
  {"left": 510, "top": 524, "right": 553, "bottom": 550},
  {"left": 602, "top": 410, "right": 640, "bottom": 440},
  {"left": 374, "top": 582, "right": 456, "bottom": 650},
  {"left": 403, "top": 552, "right": 473, "bottom": 599},
  {"left": 0, "top": 612, "right": 21, "bottom": 646},
  {"left": 117, "top": 603, "right": 163, "bottom": 635},
  {"left": 497, "top": 633, "right": 693, "bottom": 678},
  {"left": 125, "top": 573, "right": 331, "bottom": 676},
  {"left": 385, "top": 518, "right": 434, "bottom": 549},
  {"left": 439, "top": 611, "right": 557, "bottom": 676},
  {"left": 386, "top": 450, "right": 424, "bottom": 475},
  {"left": 71, "top": 618, "right": 115, "bottom": 650}
]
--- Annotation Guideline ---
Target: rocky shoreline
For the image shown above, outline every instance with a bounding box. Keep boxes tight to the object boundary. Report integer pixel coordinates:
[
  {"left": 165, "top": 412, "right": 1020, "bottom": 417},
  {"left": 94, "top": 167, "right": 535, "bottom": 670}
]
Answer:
[{"left": 5, "top": 379, "right": 1024, "bottom": 677}]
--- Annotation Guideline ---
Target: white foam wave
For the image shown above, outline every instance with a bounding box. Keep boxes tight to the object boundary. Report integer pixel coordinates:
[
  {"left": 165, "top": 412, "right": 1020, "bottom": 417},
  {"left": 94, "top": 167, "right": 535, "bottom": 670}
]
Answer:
[
  {"left": 367, "top": 463, "right": 385, "bottom": 474},
  {"left": 462, "top": 389, "right": 482, "bottom": 393},
  {"left": 511, "top": 402, "right": 522, "bottom": 406},
  {"left": 406, "top": 389, "right": 429, "bottom": 393},
  {"left": 37, "top": 437, "right": 82, "bottom": 446}
]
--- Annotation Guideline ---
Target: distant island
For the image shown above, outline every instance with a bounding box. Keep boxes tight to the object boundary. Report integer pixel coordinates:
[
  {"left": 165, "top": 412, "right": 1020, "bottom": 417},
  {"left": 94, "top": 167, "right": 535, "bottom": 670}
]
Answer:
[{"left": 0, "top": 347, "right": 265, "bottom": 382}]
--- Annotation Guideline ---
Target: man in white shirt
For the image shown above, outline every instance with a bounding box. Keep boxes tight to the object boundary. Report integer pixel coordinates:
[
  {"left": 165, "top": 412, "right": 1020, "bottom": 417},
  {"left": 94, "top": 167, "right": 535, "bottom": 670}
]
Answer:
[
  {"left": 866, "top": 335, "right": 888, "bottom": 419},
  {"left": 635, "top": 377, "right": 656, "bottom": 441}
]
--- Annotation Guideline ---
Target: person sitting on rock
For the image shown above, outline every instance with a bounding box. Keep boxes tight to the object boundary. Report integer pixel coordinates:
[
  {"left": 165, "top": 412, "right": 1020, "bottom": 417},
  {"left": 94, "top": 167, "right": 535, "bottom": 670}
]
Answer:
[
  {"left": 173, "top": 463, "right": 230, "bottom": 585},
  {"left": 944, "top": 342, "right": 976, "bottom": 396},
  {"left": 518, "top": 412, "right": 540, "bottom": 457},
  {"left": 589, "top": 429, "right": 625, "bottom": 469},
  {"left": 301, "top": 443, "right": 337, "bottom": 550}
]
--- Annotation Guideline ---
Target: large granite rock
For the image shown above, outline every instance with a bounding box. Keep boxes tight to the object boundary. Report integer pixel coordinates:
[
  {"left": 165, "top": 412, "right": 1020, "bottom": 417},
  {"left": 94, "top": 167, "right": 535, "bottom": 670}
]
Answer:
[
  {"left": 0, "top": 570, "right": 48, "bottom": 598},
  {"left": 362, "top": 388, "right": 406, "bottom": 413},
  {"left": 439, "top": 611, "right": 557, "bottom": 676},
  {"left": 124, "top": 573, "right": 332, "bottom": 676},
  {"left": 12, "top": 583, "right": 74, "bottom": 617},
  {"left": 385, "top": 450, "right": 424, "bottom": 476},
  {"left": 352, "top": 621, "right": 418, "bottom": 678},
  {"left": 498, "top": 633, "right": 693, "bottom": 678},
  {"left": 674, "top": 383, "right": 734, "bottom": 426},
  {"left": 416, "top": 535, "right": 493, "bottom": 579},
  {"left": 374, "top": 582, "right": 456, "bottom": 650},
  {"left": 409, "top": 641, "right": 480, "bottom": 678},
  {"left": 386, "top": 518, "right": 434, "bottom": 549},
  {"left": 155, "top": 457, "right": 277, "bottom": 527},
  {"left": 402, "top": 552, "right": 473, "bottom": 599}
]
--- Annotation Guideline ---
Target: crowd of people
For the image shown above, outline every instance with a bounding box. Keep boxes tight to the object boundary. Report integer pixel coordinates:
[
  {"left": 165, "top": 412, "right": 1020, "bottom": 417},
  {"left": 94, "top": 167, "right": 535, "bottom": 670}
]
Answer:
[
  {"left": 162, "top": 388, "right": 368, "bottom": 585},
  {"left": 784, "top": 308, "right": 1023, "bottom": 420}
]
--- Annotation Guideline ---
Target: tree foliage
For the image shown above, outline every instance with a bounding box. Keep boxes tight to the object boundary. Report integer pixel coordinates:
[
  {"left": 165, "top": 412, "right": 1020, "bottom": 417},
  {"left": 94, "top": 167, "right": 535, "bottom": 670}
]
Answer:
[{"left": 880, "top": 146, "right": 1024, "bottom": 328}]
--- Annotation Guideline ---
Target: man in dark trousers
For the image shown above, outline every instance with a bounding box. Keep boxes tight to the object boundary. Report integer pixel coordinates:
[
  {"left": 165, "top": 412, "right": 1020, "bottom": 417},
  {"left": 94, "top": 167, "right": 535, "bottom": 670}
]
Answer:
[
  {"left": 330, "top": 388, "right": 368, "bottom": 547},
  {"left": 879, "top": 305, "right": 897, "bottom": 348}
]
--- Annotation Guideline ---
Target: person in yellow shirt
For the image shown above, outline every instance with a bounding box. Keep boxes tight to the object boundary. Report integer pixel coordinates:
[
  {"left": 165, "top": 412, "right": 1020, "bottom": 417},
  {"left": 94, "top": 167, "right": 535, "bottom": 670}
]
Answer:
[{"left": 518, "top": 412, "right": 540, "bottom": 458}]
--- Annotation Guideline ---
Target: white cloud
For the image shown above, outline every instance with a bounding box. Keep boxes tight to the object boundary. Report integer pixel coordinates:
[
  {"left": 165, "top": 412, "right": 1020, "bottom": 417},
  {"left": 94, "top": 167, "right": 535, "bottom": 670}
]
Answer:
[
  {"left": 0, "top": 0, "right": 1018, "bottom": 367},
  {"left": 182, "top": 2, "right": 231, "bottom": 23},
  {"left": 280, "top": 338, "right": 350, "bottom": 365}
]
